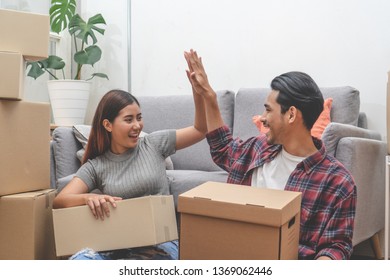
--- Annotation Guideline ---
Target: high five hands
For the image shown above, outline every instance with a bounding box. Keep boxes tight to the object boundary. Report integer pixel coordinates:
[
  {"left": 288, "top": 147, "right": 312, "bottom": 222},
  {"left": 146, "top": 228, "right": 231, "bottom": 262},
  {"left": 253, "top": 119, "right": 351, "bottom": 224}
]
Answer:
[{"left": 184, "top": 49, "right": 213, "bottom": 97}]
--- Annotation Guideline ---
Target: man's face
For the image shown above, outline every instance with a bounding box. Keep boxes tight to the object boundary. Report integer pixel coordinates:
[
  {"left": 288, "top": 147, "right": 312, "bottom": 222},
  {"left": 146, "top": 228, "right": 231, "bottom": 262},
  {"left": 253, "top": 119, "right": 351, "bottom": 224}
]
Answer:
[{"left": 260, "top": 90, "right": 289, "bottom": 145}]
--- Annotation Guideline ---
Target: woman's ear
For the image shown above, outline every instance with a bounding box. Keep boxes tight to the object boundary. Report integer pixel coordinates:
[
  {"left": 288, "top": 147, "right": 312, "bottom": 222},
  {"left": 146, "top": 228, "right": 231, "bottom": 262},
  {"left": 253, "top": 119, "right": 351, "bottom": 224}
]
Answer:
[{"left": 102, "top": 119, "right": 112, "bottom": 132}]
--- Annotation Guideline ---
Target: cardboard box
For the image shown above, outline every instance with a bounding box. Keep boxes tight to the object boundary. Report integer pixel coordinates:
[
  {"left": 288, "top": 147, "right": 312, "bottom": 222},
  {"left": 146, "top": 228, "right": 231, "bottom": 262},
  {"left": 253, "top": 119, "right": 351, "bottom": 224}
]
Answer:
[
  {"left": 0, "top": 189, "right": 56, "bottom": 260},
  {"left": 0, "top": 52, "right": 25, "bottom": 100},
  {"left": 53, "top": 195, "right": 178, "bottom": 257},
  {"left": 178, "top": 181, "right": 302, "bottom": 260},
  {"left": 0, "top": 9, "right": 49, "bottom": 61},
  {"left": 0, "top": 100, "right": 50, "bottom": 196}
]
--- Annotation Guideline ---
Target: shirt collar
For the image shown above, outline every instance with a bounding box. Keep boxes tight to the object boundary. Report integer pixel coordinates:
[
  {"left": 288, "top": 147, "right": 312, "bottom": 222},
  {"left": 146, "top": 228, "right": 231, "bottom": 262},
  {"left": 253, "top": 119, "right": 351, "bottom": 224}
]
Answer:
[
  {"left": 250, "top": 136, "right": 326, "bottom": 174},
  {"left": 297, "top": 137, "right": 327, "bottom": 174}
]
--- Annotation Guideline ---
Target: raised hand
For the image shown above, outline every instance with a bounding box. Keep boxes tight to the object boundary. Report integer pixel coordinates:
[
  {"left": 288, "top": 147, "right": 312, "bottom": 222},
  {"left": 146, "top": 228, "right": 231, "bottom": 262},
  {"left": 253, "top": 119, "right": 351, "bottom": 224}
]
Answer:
[
  {"left": 184, "top": 49, "right": 225, "bottom": 132},
  {"left": 184, "top": 49, "right": 213, "bottom": 97}
]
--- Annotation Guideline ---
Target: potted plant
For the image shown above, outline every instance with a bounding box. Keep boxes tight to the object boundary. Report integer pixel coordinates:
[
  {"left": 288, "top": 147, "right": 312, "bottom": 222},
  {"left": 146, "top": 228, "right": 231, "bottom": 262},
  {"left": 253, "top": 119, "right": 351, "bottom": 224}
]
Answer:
[{"left": 26, "top": 0, "right": 108, "bottom": 126}]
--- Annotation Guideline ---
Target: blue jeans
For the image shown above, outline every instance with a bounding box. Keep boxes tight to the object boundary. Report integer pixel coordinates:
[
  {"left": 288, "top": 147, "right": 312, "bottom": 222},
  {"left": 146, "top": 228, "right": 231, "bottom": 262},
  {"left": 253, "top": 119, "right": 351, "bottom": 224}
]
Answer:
[{"left": 70, "top": 240, "right": 179, "bottom": 260}]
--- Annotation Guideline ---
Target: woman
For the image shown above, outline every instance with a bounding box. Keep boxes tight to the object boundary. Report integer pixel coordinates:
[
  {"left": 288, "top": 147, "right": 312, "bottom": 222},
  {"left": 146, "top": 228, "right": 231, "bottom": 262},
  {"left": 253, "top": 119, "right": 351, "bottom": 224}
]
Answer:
[{"left": 53, "top": 85, "right": 207, "bottom": 260}]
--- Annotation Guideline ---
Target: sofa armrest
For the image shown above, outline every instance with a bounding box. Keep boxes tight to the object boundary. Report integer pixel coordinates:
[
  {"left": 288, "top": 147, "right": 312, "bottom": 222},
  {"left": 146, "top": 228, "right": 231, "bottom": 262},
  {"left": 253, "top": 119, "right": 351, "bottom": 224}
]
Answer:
[
  {"left": 322, "top": 122, "right": 381, "bottom": 156},
  {"left": 51, "top": 127, "right": 82, "bottom": 189},
  {"left": 358, "top": 112, "right": 368, "bottom": 129},
  {"left": 335, "top": 137, "right": 387, "bottom": 245}
]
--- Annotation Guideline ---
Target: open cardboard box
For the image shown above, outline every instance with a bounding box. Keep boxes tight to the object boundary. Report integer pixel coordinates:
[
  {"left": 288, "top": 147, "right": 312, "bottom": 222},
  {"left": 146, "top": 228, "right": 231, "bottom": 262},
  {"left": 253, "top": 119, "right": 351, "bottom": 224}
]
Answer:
[
  {"left": 52, "top": 195, "right": 178, "bottom": 257},
  {"left": 178, "top": 181, "right": 302, "bottom": 260}
]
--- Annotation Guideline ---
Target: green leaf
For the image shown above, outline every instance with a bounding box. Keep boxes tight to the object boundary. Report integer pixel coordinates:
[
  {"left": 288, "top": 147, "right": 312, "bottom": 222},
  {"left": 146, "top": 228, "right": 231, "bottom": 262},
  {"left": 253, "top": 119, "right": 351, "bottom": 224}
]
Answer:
[
  {"left": 42, "top": 55, "right": 66, "bottom": 70},
  {"left": 26, "top": 56, "right": 65, "bottom": 80},
  {"left": 68, "top": 13, "right": 106, "bottom": 45},
  {"left": 26, "top": 62, "right": 46, "bottom": 79},
  {"left": 74, "top": 45, "right": 102, "bottom": 66},
  {"left": 86, "top": 73, "right": 109, "bottom": 81},
  {"left": 49, "top": 0, "right": 76, "bottom": 33}
]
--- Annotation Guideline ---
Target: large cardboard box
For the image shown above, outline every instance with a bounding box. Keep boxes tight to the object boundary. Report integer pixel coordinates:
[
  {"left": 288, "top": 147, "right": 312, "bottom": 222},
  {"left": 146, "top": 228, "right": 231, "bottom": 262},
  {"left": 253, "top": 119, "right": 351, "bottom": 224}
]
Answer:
[
  {"left": 53, "top": 195, "right": 178, "bottom": 257},
  {"left": 0, "top": 189, "right": 56, "bottom": 260},
  {"left": 0, "top": 52, "right": 25, "bottom": 100},
  {"left": 178, "top": 181, "right": 302, "bottom": 260},
  {"left": 0, "top": 9, "right": 49, "bottom": 61},
  {"left": 0, "top": 100, "right": 50, "bottom": 196}
]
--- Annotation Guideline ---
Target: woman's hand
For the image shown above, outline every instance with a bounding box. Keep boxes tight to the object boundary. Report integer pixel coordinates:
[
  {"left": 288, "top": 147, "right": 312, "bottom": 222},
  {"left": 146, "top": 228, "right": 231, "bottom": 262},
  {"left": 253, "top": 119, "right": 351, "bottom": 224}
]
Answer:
[
  {"left": 184, "top": 49, "right": 213, "bottom": 97},
  {"left": 183, "top": 49, "right": 225, "bottom": 132},
  {"left": 85, "top": 194, "right": 122, "bottom": 220}
]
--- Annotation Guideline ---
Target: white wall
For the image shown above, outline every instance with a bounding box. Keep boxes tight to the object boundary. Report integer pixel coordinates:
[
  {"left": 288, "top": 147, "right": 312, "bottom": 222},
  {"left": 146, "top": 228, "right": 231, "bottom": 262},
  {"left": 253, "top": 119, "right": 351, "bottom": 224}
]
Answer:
[
  {"left": 81, "top": 0, "right": 390, "bottom": 138},
  {"left": 80, "top": 0, "right": 129, "bottom": 123},
  {"left": 130, "top": 0, "right": 390, "bottom": 138}
]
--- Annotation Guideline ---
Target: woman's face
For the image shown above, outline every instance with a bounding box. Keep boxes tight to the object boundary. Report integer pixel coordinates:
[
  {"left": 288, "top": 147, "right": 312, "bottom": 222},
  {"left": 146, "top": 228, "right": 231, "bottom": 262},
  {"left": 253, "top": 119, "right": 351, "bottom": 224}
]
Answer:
[{"left": 105, "top": 103, "right": 144, "bottom": 154}]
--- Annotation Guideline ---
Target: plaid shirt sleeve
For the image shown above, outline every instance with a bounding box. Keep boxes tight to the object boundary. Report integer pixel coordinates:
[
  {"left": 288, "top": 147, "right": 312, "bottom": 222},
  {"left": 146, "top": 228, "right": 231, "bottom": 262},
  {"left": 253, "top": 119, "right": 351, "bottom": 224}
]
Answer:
[
  {"left": 206, "top": 125, "right": 265, "bottom": 186},
  {"left": 206, "top": 125, "right": 244, "bottom": 172}
]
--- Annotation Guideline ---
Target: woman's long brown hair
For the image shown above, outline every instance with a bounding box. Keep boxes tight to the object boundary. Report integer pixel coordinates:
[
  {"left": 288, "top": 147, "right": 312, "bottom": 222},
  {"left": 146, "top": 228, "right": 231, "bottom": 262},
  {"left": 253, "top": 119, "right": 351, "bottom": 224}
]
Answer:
[{"left": 82, "top": 89, "right": 140, "bottom": 164}]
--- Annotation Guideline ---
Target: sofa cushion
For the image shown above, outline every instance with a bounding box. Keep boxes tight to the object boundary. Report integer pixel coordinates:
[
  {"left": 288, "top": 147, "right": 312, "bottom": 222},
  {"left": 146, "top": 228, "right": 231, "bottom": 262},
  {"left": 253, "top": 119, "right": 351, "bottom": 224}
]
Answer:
[
  {"left": 57, "top": 174, "right": 74, "bottom": 192},
  {"left": 233, "top": 88, "right": 269, "bottom": 140},
  {"left": 52, "top": 127, "right": 82, "bottom": 184},
  {"left": 233, "top": 87, "right": 360, "bottom": 140},
  {"left": 138, "top": 90, "right": 235, "bottom": 171},
  {"left": 320, "top": 86, "right": 360, "bottom": 126}
]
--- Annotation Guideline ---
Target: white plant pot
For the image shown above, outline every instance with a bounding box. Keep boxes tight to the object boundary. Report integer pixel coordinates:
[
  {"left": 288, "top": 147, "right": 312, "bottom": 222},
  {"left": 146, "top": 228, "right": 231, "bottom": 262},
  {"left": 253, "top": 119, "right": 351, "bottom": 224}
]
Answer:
[{"left": 47, "top": 80, "right": 91, "bottom": 126}]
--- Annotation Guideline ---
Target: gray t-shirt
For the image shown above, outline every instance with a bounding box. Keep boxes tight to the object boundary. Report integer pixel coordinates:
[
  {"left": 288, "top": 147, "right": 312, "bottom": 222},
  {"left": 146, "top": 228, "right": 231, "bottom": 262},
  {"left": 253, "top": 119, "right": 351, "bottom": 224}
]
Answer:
[{"left": 75, "top": 129, "right": 176, "bottom": 199}]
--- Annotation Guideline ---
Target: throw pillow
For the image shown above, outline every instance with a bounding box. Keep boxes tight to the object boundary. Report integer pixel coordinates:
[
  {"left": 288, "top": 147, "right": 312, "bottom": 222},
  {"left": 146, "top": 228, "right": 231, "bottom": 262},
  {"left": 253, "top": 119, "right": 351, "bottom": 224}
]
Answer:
[
  {"left": 72, "top": 125, "right": 174, "bottom": 170},
  {"left": 252, "top": 115, "right": 269, "bottom": 134},
  {"left": 252, "top": 98, "right": 333, "bottom": 138}
]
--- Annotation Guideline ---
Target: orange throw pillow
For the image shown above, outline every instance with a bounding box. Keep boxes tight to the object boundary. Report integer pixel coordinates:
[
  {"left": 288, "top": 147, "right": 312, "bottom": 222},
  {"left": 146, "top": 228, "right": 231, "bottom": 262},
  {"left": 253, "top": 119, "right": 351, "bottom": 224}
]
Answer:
[
  {"left": 252, "top": 98, "right": 333, "bottom": 138},
  {"left": 252, "top": 115, "right": 269, "bottom": 134}
]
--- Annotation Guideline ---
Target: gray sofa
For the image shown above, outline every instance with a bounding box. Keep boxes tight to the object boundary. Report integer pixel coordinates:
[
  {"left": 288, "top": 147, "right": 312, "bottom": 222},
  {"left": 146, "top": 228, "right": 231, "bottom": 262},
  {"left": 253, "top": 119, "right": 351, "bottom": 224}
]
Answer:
[{"left": 50, "top": 87, "right": 387, "bottom": 257}]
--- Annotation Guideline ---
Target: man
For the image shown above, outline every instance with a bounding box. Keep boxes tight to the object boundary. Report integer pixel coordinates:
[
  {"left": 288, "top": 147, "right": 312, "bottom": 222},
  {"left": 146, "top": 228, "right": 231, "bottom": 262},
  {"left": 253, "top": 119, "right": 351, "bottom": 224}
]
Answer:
[{"left": 184, "top": 49, "right": 356, "bottom": 260}]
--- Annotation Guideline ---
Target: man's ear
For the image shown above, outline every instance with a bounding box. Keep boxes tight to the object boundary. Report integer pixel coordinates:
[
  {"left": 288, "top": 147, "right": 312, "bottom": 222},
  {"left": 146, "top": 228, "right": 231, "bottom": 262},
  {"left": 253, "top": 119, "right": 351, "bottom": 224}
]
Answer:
[
  {"left": 102, "top": 119, "right": 112, "bottom": 132},
  {"left": 288, "top": 106, "right": 297, "bottom": 123}
]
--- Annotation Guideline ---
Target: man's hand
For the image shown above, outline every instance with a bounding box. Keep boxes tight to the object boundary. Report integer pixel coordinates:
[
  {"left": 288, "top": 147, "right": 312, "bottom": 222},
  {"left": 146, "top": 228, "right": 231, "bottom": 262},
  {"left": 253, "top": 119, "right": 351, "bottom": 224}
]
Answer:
[{"left": 184, "top": 49, "right": 213, "bottom": 97}]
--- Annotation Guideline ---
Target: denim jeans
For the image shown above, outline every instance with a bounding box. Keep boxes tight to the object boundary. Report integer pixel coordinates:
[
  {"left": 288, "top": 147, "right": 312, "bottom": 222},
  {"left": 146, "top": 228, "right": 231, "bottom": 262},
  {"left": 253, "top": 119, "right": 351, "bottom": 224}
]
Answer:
[{"left": 69, "top": 240, "right": 179, "bottom": 260}]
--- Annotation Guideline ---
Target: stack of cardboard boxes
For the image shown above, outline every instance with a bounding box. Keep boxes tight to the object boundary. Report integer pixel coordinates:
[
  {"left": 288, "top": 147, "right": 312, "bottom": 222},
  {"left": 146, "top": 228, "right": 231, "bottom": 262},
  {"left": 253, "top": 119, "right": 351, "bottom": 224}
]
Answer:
[{"left": 0, "top": 8, "right": 56, "bottom": 260}]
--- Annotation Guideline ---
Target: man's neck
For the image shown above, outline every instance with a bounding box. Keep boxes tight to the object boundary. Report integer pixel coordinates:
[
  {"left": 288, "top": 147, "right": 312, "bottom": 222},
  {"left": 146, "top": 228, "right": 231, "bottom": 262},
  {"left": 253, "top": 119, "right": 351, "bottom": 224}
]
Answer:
[{"left": 282, "top": 131, "right": 318, "bottom": 158}]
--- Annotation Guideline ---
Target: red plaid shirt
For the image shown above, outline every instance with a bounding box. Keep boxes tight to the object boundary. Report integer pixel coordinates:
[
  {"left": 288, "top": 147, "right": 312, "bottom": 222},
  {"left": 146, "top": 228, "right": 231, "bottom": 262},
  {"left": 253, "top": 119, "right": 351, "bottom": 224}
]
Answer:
[{"left": 206, "top": 125, "right": 356, "bottom": 260}]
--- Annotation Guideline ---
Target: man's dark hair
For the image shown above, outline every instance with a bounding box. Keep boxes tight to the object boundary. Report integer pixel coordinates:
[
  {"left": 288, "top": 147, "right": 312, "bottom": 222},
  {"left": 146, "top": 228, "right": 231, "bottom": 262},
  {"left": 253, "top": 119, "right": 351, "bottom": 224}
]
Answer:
[{"left": 271, "top": 71, "right": 324, "bottom": 130}]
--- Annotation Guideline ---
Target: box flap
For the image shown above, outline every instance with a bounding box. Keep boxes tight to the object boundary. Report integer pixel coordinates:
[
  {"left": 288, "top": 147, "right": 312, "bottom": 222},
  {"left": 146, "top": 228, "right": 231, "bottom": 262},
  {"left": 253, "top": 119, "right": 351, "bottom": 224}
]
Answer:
[
  {"left": 1, "top": 189, "right": 55, "bottom": 200},
  {"left": 178, "top": 181, "right": 301, "bottom": 227}
]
